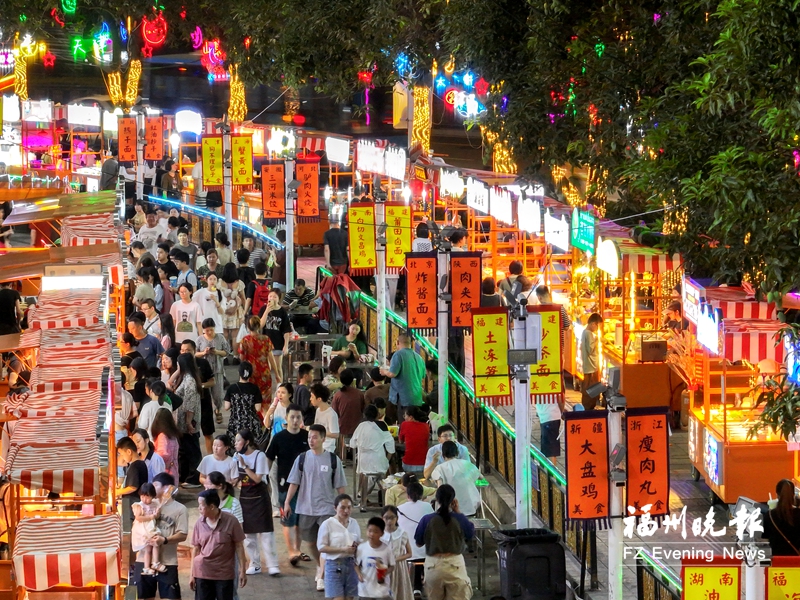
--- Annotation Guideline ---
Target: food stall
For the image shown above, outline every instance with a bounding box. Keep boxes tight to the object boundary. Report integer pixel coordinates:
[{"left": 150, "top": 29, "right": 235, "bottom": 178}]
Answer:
[
  {"left": 572, "top": 235, "right": 683, "bottom": 407},
  {"left": 669, "top": 278, "right": 789, "bottom": 503}
]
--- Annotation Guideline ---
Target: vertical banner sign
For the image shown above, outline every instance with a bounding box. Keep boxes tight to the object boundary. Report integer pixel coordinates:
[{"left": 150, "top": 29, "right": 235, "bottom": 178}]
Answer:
[
  {"left": 201, "top": 136, "right": 223, "bottom": 187},
  {"left": 261, "top": 164, "right": 285, "bottom": 218},
  {"left": 564, "top": 411, "right": 610, "bottom": 526},
  {"left": 405, "top": 252, "right": 438, "bottom": 335},
  {"left": 230, "top": 135, "right": 253, "bottom": 186},
  {"left": 348, "top": 204, "right": 377, "bottom": 276},
  {"left": 766, "top": 558, "right": 800, "bottom": 599},
  {"left": 118, "top": 117, "right": 137, "bottom": 162},
  {"left": 144, "top": 117, "right": 163, "bottom": 161},
  {"left": 385, "top": 203, "right": 412, "bottom": 273},
  {"left": 681, "top": 559, "right": 740, "bottom": 600},
  {"left": 450, "top": 252, "right": 482, "bottom": 331},
  {"left": 625, "top": 407, "right": 670, "bottom": 518},
  {"left": 527, "top": 305, "right": 564, "bottom": 402},
  {"left": 471, "top": 307, "right": 512, "bottom": 405},
  {"left": 295, "top": 163, "right": 320, "bottom": 218}
]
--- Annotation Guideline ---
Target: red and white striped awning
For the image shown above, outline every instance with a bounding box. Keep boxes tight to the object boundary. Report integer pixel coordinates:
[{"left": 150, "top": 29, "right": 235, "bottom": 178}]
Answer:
[
  {"left": 299, "top": 136, "right": 325, "bottom": 153},
  {"left": 13, "top": 514, "right": 121, "bottom": 590},
  {"left": 6, "top": 442, "right": 99, "bottom": 495},
  {"left": 621, "top": 250, "right": 682, "bottom": 275},
  {"left": 723, "top": 319, "right": 784, "bottom": 363},
  {"left": 35, "top": 326, "right": 109, "bottom": 348},
  {"left": 8, "top": 414, "right": 98, "bottom": 446},
  {"left": 38, "top": 343, "right": 112, "bottom": 367},
  {"left": 4, "top": 389, "right": 101, "bottom": 415},
  {"left": 30, "top": 366, "right": 105, "bottom": 391},
  {"left": 703, "top": 286, "right": 776, "bottom": 321}
]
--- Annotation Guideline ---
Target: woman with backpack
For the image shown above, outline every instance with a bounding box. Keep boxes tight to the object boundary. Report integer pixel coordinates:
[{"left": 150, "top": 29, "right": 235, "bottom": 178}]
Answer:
[
  {"left": 234, "top": 428, "right": 280, "bottom": 576},
  {"left": 238, "top": 315, "right": 277, "bottom": 399}
]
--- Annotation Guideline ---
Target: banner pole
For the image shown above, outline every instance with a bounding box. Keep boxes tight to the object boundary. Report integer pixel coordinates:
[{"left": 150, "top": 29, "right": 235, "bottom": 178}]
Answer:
[
  {"left": 512, "top": 304, "right": 533, "bottom": 528},
  {"left": 376, "top": 200, "right": 387, "bottom": 364},
  {"left": 608, "top": 409, "right": 624, "bottom": 600}
]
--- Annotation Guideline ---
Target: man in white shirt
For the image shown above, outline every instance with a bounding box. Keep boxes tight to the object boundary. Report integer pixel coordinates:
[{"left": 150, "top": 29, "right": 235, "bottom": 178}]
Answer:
[
  {"left": 431, "top": 441, "right": 482, "bottom": 516},
  {"left": 349, "top": 405, "right": 395, "bottom": 511},
  {"left": 311, "top": 384, "right": 340, "bottom": 454},
  {"left": 135, "top": 210, "right": 167, "bottom": 255},
  {"left": 423, "top": 424, "right": 470, "bottom": 479},
  {"left": 141, "top": 299, "right": 162, "bottom": 337}
]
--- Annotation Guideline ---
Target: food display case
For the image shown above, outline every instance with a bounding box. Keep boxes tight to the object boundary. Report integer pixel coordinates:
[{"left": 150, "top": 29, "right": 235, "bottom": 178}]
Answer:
[{"left": 682, "top": 300, "right": 792, "bottom": 503}]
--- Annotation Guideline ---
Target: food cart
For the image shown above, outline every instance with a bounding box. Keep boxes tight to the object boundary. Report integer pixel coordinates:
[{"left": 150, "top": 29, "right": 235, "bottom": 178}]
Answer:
[{"left": 572, "top": 235, "right": 683, "bottom": 407}]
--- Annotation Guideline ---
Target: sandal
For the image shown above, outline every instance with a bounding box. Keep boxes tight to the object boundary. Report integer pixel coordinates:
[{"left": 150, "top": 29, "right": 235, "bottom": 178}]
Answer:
[
  {"left": 290, "top": 555, "right": 301, "bottom": 567},
  {"left": 215, "top": 411, "right": 223, "bottom": 424},
  {"left": 141, "top": 568, "right": 155, "bottom": 576},
  {"left": 300, "top": 553, "right": 312, "bottom": 562},
  {"left": 153, "top": 563, "right": 168, "bottom": 573}
]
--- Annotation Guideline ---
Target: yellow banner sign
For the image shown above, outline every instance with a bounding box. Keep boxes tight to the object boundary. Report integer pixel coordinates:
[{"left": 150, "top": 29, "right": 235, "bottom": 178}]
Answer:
[
  {"left": 682, "top": 565, "right": 739, "bottom": 600},
  {"left": 471, "top": 308, "right": 511, "bottom": 404},
  {"left": 201, "top": 135, "right": 223, "bottom": 187},
  {"left": 385, "top": 203, "right": 412, "bottom": 269},
  {"left": 231, "top": 135, "right": 253, "bottom": 186},
  {"left": 348, "top": 204, "right": 377, "bottom": 275},
  {"left": 766, "top": 564, "right": 800, "bottom": 599},
  {"left": 528, "top": 305, "right": 564, "bottom": 399}
]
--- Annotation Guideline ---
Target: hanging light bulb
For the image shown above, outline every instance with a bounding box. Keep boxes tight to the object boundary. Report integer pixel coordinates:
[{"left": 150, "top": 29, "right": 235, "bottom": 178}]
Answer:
[
  {"left": 324, "top": 185, "right": 332, "bottom": 201},
  {"left": 402, "top": 186, "right": 411, "bottom": 203},
  {"left": 169, "top": 131, "right": 180, "bottom": 152}
]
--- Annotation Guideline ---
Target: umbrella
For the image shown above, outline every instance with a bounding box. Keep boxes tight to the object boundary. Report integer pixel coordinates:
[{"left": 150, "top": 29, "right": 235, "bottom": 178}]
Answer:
[{"left": 318, "top": 272, "right": 362, "bottom": 334}]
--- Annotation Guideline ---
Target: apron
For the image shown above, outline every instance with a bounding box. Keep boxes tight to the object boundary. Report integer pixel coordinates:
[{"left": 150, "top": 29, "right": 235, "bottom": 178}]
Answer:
[{"left": 238, "top": 462, "right": 274, "bottom": 534}]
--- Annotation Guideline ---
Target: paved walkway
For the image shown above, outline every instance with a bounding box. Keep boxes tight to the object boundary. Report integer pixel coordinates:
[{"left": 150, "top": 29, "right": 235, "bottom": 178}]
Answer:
[{"left": 166, "top": 362, "right": 503, "bottom": 600}]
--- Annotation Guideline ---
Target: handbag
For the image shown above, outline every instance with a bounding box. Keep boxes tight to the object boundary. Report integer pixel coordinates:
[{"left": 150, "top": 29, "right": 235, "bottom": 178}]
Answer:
[
  {"left": 255, "top": 426, "right": 272, "bottom": 452},
  {"left": 769, "top": 511, "right": 800, "bottom": 555}
]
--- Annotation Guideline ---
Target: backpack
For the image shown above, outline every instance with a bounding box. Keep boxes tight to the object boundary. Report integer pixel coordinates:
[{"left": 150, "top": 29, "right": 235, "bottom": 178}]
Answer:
[
  {"left": 298, "top": 450, "right": 338, "bottom": 487},
  {"left": 251, "top": 279, "right": 271, "bottom": 315}
]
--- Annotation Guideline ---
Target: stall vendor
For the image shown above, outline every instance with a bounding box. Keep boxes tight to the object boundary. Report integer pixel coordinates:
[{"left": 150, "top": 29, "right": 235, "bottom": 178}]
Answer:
[{"left": 664, "top": 301, "right": 689, "bottom": 333}]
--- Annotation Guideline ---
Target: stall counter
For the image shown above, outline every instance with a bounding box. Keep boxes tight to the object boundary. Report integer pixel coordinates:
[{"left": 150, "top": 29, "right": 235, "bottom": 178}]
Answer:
[{"left": 688, "top": 406, "right": 792, "bottom": 503}]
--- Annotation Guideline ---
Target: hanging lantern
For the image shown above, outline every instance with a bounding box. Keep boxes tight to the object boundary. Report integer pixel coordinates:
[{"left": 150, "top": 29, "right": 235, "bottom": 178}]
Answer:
[{"left": 228, "top": 65, "right": 247, "bottom": 123}]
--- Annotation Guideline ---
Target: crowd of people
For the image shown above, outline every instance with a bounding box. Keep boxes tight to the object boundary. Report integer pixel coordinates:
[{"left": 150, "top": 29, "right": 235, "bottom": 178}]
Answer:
[{"left": 112, "top": 207, "right": 487, "bottom": 600}]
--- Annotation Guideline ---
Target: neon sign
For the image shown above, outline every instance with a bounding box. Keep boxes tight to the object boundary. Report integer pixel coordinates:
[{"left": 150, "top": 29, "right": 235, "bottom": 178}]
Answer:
[
  {"left": 490, "top": 186, "right": 513, "bottom": 225},
  {"left": 682, "top": 277, "right": 703, "bottom": 326},
  {"left": 61, "top": 0, "right": 77, "bottom": 15},
  {"left": 466, "top": 177, "right": 488, "bottom": 214},
  {"left": 201, "top": 39, "right": 227, "bottom": 83},
  {"left": 92, "top": 23, "right": 113, "bottom": 64},
  {"left": 570, "top": 208, "right": 596, "bottom": 254},
  {"left": 696, "top": 302, "right": 722, "bottom": 355},
  {"left": 518, "top": 196, "right": 541, "bottom": 235},
  {"left": 544, "top": 210, "right": 570, "bottom": 253},
  {"left": 325, "top": 137, "right": 350, "bottom": 165},
  {"left": 596, "top": 237, "right": 620, "bottom": 278},
  {"left": 440, "top": 169, "right": 463, "bottom": 198},
  {"left": 142, "top": 11, "right": 168, "bottom": 50},
  {"left": 190, "top": 27, "right": 203, "bottom": 50}
]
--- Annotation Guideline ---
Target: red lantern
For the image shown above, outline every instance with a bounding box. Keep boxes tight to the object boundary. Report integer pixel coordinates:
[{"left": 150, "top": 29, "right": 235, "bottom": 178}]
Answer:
[{"left": 142, "top": 11, "right": 168, "bottom": 48}]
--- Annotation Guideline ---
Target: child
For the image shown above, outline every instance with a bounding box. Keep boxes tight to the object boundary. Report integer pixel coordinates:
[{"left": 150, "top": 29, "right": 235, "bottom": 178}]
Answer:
[
  {"left": 380, "top": 506, "right": 413, "bottom": 600},
  {"left": 355, "top": 517, "right": 395, "bottom": 600},
  {"left": 131, "top": 482, "right": 164, "bottom": 575}
]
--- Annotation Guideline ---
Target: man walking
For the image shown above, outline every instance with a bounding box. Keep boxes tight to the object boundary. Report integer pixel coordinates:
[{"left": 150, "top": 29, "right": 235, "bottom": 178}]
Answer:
[
  {"left": 190, "top": 490, "right": 248, "bottom": 600},
  {"left": 128, "top": 311, "right": 164, "bottom": 369},
  {"left": 265, "top": 404, "right": 309, "bottom": 565},
  {"left": 323, "top": 218, "right": 349, "bottom": 275},
  {"left": 134, "top": 473, "right": 189, "bottom": 600},
  {"left": 380, "top": 334, "right": 425, "bottom": 422},
  {"left": 284, "top": 424, "right": 347, "bottom": 591}
]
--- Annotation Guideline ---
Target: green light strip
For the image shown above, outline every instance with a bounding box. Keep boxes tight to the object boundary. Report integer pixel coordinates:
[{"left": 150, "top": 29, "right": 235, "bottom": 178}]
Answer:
[
  {"left": 638, "top": 548, "right": 683, "bottom": 591},
  {"left": 331, "top": 266, "right": 568, "bottom": 486}
]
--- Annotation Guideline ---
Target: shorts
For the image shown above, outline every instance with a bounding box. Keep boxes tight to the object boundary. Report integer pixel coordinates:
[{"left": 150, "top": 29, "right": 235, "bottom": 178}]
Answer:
[
  {"left": 279, "top": 491, "right": 298, "bottom": 527},
  {"left": 402, "top": 463, "right": 424, "bottom": 474},
  {"left": 195, "top": 577, "right": 234, "bottom": 600},
  {"left": 132, "top": 562, "right": 181, "bottom": 600},
  {"left": 324, "top": 558, "right": 358, "bottom": 598},
  {"left": 298, "top": 514, "right": 329, "bottom": 543},
  {"left": 271, "top": 349, "right": 283, "bottom": 356},
  {"left": 540, "top": 420, "right": 561, "bottom": 458}
]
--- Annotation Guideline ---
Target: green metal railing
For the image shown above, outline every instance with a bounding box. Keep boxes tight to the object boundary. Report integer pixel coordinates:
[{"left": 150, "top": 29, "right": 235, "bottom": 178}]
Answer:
[{"left": 166, "top": 199, "right": 681, "bottom": 598}]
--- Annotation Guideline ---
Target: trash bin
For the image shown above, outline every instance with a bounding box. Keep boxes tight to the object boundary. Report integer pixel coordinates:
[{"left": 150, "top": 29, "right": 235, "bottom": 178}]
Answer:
[{"left": 491, "top": 528, "right": 567, "bottom": 600}]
